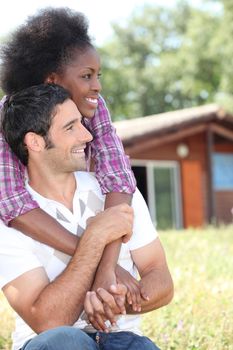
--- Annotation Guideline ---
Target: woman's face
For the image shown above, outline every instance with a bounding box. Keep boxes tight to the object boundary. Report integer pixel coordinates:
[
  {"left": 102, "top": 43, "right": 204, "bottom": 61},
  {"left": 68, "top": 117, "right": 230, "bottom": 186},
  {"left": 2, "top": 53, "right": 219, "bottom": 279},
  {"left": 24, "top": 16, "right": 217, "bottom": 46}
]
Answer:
[{"left": 48, "top": 46, "right": 102, "bottom": 119}]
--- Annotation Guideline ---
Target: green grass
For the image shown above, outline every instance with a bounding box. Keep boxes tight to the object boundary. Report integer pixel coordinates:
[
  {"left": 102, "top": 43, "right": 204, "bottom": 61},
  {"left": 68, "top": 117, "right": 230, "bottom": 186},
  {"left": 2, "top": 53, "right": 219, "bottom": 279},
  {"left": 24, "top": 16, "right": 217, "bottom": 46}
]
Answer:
[
  {"left": 0, "top": 226, "right": 233, "bottom": 350},
  {"left": 142, "top": 225, "right": 233, "bottom": 350},
  {"left": 0, "top": 293, "right": 14, "bottom": 350}
]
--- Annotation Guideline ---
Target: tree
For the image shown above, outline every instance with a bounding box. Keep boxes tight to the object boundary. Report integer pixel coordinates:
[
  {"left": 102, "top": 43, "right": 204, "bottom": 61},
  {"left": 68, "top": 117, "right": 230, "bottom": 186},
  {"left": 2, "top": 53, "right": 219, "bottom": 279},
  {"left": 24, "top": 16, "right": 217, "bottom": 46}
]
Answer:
[
  {"left": 99, "top": 1, "right": 228, "bottom": 120},
  {"left": 100, "top": 2, "right": 193, "bottom": 119},
  {"left": 212, "top": 0, "right": 233, "bottom": 111}
]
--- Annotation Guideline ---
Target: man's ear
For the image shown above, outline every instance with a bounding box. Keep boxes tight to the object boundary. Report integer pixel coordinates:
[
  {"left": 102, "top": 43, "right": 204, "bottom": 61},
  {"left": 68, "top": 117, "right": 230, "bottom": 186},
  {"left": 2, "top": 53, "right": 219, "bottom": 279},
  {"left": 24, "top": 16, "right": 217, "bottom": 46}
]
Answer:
[
  {"left": 45, "top": 72, "right": 59, "bottom": 84},
  {"left": 24, "top": 132, "right": 45, "bottom": 152}
]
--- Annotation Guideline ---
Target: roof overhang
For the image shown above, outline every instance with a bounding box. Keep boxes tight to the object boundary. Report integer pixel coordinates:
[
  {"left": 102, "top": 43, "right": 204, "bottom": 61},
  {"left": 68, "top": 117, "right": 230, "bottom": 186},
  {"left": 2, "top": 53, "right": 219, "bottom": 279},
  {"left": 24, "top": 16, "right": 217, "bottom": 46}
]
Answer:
[{"left": 114, "top": 104, "right": 233, "bottom": 152}]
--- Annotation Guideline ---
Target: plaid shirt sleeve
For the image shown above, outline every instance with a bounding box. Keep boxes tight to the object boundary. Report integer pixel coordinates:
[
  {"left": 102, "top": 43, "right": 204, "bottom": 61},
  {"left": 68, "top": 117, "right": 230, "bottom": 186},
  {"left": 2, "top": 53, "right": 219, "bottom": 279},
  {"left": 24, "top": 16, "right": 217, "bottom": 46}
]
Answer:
[
  {"left": 86, "top": 95, "right": 136, "bottom": 194},
  {"left": 0, "top": 98, "right": 39, "bottom": 225}
]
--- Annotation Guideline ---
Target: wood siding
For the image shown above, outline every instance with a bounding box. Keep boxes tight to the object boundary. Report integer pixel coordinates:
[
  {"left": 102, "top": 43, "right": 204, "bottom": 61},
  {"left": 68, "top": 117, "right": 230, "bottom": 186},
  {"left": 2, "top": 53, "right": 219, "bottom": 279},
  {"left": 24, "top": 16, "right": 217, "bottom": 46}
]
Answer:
[
  {"left": 215, "top": 191, "right": 233, "bottom": 224},
  {"left": 125, "top": 129, "right": 232, "bottom": 228}
]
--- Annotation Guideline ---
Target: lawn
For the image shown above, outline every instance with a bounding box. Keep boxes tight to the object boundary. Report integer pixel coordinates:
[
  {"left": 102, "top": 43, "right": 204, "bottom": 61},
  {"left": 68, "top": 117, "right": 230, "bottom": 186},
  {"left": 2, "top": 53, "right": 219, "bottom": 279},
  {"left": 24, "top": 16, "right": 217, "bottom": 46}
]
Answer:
[
  {"left": 142, "top": 225, "right": 233, "bottom": 350},
  {"left": 0, "top": 225, "right": 233, "bottom": 350}
]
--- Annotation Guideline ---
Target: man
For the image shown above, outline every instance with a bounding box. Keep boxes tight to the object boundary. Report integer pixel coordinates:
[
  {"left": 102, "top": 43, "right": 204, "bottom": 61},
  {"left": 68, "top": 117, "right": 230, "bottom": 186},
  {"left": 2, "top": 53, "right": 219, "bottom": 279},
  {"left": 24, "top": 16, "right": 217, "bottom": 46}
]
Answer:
[{"left": 0, "top": 84, "right": 173, "bottom": 350}]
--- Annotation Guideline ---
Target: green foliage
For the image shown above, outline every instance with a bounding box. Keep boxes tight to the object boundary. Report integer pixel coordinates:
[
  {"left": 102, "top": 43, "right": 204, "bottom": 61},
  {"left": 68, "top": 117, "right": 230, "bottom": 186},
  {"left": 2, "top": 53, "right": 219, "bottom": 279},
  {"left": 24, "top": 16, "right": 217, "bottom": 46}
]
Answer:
[
  {"left": 99, "top": 1, "right": 233, "bottom": 120},
  {"left": 0, "top": 89, "right": 4, "bottom": 100},
  {"left": 0, "top": 293, "right": 14, "bottom": 350},
  {"left": 212, "top": 0, "right": 233, "bottom": 111}
]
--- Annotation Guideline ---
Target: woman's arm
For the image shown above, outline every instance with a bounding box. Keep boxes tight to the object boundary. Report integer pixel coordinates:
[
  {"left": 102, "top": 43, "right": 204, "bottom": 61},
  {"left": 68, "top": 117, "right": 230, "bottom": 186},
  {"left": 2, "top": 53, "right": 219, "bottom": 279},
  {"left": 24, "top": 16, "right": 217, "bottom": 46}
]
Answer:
[
  {"left": 10, "top": 209, "right": 78, "bottom": 255},
  {"left": 0, "top": 131, "right": 78, "bottom": 255},
  {"left": 87, "top": 96, "right": 138, "bottom": 303},
  {"left": 87, "top": 95, "right": 136, "bottom": 195}
]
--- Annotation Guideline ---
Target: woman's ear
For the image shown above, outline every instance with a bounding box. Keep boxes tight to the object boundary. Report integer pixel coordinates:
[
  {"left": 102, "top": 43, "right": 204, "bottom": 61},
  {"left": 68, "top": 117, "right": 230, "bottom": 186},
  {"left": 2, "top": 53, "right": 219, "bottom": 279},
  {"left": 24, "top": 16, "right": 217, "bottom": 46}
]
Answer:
[
  {"left": 44, "top": 73, "right": 58, "bottom": 84},
  {"left": 24, "top": 132, "right": 45, "bottom": 152}
]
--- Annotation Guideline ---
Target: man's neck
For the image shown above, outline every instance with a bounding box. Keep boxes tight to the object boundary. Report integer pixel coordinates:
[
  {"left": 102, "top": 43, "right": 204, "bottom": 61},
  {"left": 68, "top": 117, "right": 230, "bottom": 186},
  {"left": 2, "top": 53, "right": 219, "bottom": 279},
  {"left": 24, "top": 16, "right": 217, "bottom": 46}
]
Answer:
[{"left": 27, "top": 161, "right": 76, "bottom": 212}]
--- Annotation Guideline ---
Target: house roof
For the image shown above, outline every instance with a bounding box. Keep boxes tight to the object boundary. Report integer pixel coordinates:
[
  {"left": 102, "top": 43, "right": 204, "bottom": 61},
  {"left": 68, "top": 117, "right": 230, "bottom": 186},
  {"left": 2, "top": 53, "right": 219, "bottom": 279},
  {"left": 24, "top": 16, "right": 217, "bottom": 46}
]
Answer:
[{"left": 114, "top": 104, "right": 233, "bottom": 144}]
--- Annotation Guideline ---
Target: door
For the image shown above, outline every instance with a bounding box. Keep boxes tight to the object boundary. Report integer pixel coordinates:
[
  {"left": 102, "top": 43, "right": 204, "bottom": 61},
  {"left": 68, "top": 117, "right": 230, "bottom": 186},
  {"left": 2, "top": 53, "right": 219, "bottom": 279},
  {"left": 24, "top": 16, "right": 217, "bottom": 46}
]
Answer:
[{"left": 132, "top": 161, "right": 182, "bottom": 229}]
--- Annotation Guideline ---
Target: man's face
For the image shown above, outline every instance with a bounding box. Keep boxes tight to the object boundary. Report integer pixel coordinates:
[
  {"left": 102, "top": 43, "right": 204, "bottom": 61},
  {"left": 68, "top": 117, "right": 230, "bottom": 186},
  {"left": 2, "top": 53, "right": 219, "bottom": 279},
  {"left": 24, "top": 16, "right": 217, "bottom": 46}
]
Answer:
[
  {"left": 42, "top": 99, "right": 93, "bottom": 173},
  {"left": 51, "top": 47, "right": 102, "bottom": 119}
]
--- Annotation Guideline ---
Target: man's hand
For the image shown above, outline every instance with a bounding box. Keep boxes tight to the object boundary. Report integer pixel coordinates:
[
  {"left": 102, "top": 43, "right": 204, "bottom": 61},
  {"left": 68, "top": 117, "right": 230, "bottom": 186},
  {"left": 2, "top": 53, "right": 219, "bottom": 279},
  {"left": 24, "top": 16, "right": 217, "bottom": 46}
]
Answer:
[
  {"left": 91, "top": 267, "right": 127, "bottom": 314},
  {"left": 86, "top": 204, "right": 134, "bottom": 244},
  {"left": 84, "top": 284, "right": 127, "bottom": 332},
  {"left": 115, "top": 265, "right": 149, "bottom": 312}
]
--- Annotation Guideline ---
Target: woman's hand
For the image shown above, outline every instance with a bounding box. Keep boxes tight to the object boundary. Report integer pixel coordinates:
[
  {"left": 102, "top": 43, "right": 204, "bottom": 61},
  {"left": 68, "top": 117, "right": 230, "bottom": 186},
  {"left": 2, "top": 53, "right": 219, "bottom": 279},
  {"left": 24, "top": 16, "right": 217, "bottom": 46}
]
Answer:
[
  {"left": 115, "top": 265, "right": 149, "bottom": 312},
  {"left": 84, "top": 284, "right": 127, "bottom": 332}
]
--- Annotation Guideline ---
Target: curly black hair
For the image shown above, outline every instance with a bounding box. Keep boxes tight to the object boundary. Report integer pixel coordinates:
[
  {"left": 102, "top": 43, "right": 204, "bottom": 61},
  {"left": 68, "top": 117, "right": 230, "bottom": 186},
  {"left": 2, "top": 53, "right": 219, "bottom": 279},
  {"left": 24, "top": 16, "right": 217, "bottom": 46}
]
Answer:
[{"left": 0, "top": 7, "right": 93, "bottom": 94}]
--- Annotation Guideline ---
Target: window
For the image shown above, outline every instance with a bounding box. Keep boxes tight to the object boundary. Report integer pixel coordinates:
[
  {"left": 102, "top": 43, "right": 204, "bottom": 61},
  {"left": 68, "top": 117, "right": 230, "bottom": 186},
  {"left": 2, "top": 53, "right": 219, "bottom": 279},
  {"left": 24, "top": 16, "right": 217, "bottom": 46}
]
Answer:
[
  {"left": 154, "top": 167, "right": 176, "bottom": 229},
  {"left": 213, "top": 153, "right": 233, "bottom": 190},
  {"left": 132, "top": 161, "right": 182, "bottom": 230}
]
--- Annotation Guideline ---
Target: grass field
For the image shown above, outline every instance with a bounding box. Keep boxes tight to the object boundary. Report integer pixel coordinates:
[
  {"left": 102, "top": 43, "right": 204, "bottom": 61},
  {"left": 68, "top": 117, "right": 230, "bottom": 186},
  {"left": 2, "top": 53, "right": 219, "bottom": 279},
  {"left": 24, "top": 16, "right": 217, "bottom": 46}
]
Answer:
[
  {"left": 142, "top": 225, "right": 233, "bottom": 350},
  {"left": 0, "top": 225, "right": 233, "bottom": 350}
]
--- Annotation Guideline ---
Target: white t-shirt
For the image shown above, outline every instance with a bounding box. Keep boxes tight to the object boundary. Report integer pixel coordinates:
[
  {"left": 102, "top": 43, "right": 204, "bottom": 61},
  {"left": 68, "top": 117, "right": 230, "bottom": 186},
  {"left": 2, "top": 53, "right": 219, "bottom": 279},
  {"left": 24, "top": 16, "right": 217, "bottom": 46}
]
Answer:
[{"left": 0, "top": 172, "right": 157, "bottom": 350}]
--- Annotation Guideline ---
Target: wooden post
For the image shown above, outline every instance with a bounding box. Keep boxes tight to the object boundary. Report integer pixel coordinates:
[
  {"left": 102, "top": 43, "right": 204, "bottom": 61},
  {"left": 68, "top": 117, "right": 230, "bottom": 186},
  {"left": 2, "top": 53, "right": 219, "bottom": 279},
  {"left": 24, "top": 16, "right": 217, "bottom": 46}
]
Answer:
[{"left": 206, "top": 127, "right": 215, "bottom": 223}]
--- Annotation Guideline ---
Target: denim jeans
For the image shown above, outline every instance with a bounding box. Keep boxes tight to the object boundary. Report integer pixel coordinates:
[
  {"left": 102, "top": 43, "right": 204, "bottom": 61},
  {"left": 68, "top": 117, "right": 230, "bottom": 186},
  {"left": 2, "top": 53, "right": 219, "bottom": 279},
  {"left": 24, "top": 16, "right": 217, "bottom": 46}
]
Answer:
[
  {"left": 87, "top": 331, "right": 160, "bottom": 350},
  {"left": 21, "top": 327, "right": 98, "bottom": 350},
  {"left": 21, "top": 327, "right": 160, "bottom": 350}
]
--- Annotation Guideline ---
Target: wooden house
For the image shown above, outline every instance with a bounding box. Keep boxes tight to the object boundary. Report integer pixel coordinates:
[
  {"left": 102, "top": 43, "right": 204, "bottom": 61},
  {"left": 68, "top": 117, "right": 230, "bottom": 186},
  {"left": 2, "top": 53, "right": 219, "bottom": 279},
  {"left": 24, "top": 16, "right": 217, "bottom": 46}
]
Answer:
[{"left": 114, "top": 104, "right": 233, "bottom": 229}]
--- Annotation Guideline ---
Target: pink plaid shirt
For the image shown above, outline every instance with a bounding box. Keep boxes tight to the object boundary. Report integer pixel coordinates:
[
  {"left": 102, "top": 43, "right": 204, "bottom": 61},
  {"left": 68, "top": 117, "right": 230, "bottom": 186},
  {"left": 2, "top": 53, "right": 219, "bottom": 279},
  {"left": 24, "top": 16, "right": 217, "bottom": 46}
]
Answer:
[{"left": 0, "top": 95, "right": 136, "bottom": 225}]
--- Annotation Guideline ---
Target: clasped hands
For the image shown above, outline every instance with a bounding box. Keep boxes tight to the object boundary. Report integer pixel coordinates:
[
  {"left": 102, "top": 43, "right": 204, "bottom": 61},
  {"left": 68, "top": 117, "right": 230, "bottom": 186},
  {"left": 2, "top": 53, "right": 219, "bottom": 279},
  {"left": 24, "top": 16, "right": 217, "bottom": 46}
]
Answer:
[{"left": 83, "top": 265, "right": 149, "bottom": 332}]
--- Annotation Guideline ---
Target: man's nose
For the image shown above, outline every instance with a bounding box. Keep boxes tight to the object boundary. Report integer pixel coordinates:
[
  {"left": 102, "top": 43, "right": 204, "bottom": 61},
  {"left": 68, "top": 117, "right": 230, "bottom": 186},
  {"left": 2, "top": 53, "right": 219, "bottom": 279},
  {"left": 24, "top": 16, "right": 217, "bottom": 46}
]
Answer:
[{"left": 79, "top": 124, "right": 93, "bottom": 143}]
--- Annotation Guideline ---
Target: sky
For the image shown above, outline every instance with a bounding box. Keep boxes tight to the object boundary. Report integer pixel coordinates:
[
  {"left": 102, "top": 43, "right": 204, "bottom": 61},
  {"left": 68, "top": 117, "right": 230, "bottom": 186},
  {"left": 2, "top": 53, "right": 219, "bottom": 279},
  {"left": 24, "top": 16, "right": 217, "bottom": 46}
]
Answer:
[{"left": 0, "top": 0, "right": 206, "bottom": 46}]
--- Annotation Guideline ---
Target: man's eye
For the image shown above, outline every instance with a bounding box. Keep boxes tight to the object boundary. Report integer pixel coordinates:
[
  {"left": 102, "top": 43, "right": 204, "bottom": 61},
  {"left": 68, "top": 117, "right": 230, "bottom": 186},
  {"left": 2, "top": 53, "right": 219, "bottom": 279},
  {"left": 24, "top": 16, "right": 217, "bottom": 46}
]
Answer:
[
  {"left": 83, "top": 74, "right": 91, "bottom": 79},
  {"left": 66, "top": 125, "right": 73, "bottom": 131}
]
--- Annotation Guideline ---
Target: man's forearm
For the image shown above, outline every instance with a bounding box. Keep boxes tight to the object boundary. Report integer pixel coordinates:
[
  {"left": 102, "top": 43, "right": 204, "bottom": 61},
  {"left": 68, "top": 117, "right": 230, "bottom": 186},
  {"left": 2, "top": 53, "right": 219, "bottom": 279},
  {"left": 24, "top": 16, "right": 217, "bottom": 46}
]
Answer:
[
  {"left": 29, "top": 227, "right": 106, "bottom": 333},
  {"left": 10, "top": 208, "right": 78, "bottom": 256},
  {"left": 126, "top": 267, "right": 174, "bottom": 314},
  {"left": 83, "top": 267, "right": 173, "bottom": 329},
  {"left": 27, "top": 204, "right": 134, "bottom": 333}
]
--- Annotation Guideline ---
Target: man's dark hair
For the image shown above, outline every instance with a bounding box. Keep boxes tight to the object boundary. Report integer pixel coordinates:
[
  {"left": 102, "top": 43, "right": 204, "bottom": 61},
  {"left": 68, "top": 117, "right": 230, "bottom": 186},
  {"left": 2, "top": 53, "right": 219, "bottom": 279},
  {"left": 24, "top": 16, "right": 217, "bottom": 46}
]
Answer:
[
  {"left": 1, "top": 84, "right": 70, "bottom": 165},
  {"left": 0, "top": 7, "right": 93, "bottom": 94}
]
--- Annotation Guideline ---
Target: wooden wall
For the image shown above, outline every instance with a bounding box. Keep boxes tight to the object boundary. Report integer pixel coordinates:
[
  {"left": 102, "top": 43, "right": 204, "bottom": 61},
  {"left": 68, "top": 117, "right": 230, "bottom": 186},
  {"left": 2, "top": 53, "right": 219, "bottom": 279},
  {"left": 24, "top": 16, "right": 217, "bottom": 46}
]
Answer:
[
  {"left": 214, "top": 140, "right": 233, "bottom": 223},
  {"left": 126, "top": 131, "right": 233, "bottom": 228},
  {"left": 215, "top": 191, "right": 233, "bottom": 224},
  {"left": 126, "top": 132, "right": 209, "bottom": 228}
]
